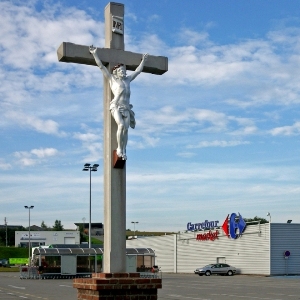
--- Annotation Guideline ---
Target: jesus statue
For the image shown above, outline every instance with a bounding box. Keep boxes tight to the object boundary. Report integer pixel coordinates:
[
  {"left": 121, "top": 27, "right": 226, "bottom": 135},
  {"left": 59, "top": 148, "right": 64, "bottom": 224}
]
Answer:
[{"left": 89, "top": 46, "right": 148, "bottom": 160}]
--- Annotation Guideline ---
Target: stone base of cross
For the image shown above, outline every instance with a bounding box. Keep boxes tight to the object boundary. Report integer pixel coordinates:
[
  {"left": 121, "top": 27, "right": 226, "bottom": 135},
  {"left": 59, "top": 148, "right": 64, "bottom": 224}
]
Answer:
[
  {"left": 57, "top": 1, "right": 167, "bottom": 279},
  {"left": 74, "top": 272, "right": 162, "bottom": 300}
]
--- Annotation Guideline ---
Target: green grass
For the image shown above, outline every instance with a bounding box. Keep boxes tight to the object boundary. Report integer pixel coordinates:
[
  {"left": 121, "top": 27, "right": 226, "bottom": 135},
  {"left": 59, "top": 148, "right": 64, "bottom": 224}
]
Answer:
[
  {"left": 91, "top": 237, "right": 103, "bottom": 245},
  {"left": 0, "top": 266, "right": 19, "bottom": 272}
]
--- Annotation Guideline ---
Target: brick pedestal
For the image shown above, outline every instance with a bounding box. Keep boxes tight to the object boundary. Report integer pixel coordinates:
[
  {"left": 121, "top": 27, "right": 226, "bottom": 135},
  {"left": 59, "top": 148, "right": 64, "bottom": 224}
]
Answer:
[{"left": 73, "top": 272, "right": 162, "bottom": 300}]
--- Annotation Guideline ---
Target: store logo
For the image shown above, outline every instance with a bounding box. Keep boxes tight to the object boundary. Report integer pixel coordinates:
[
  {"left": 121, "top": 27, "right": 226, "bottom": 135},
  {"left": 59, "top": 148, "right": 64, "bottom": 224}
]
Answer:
[
  {"left": 196, "top": 230, "right": 219, "bottom": 241},
  {"left": 222, "top": 213, "right": 246, "bottom": 239},
  {"left": 187, "top": 220, "right": 219, "bottom": 231}
]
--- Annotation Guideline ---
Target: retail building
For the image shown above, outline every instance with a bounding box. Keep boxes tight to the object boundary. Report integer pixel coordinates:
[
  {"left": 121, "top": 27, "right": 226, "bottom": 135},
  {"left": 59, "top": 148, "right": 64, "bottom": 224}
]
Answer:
[
  {"left": 15, "top": 231, "right": 80, "bottom": 247},
  {"left": 126, "top": 213, "right": 300, "bottom": 275}
]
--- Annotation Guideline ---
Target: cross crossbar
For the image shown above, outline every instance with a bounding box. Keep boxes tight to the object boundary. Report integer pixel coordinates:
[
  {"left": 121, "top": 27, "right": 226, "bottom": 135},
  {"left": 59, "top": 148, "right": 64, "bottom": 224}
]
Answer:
[{"left": 57, "top": 42, "right": 168, "bottom": 75}]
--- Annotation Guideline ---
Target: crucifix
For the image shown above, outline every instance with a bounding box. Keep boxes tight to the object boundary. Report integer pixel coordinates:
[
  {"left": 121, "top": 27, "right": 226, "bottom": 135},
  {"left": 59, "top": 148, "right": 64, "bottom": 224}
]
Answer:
[{"left": 57, "top": 2, "right": 168, "bottom": 273}]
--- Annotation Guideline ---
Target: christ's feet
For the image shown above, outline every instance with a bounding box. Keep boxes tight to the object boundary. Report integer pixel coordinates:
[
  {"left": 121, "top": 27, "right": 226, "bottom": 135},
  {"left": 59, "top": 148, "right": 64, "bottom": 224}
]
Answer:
[{"left": 116, "top": 148, "right": 122, "bottom": 157}]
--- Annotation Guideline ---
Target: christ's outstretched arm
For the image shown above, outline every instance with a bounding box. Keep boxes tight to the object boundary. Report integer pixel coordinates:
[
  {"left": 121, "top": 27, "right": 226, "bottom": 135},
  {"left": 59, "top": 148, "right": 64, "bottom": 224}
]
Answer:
[
  {"left": 89, "top": 46, "right": 111, "bottom": 80},
  {"left": 129, "top": 53, "right": 148, "bottom": 82}
]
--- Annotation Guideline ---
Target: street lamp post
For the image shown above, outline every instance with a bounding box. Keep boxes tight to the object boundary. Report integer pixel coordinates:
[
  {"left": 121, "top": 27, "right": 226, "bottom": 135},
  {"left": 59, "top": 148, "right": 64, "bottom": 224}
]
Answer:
[
  {"left": 82, "top": 217, "right": 86, "bottom": 237},
  {"left": 267, "top": 212, "right": 271, "bottom": 223},
  {"left": 131, "top": 221, "right": 139, "bottom": 238},
  {"left": 4, "top": 217, "right": 7, "bottom": 247},
  {"left": 83, "top": 163, "right": 99, "bottom": 248},
  {"left": 24, "top": 206, "right": 34, "bottom": 265}
]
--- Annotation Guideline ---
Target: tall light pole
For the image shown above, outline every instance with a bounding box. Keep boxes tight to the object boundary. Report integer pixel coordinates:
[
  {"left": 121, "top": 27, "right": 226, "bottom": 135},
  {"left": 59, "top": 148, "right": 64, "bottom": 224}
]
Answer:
[
  {"left": 83, "top": 163, "right": 99, "bottom": 248},
  {"left": 131, "top": 221, "right": 139, "bottom": 238},
  {"left": 267, "top": 212, "right": 271, "bottom": 223},
  {"left": 266, "top": 212, "right": 272, "bottom": 275},
  {"left": 82, "top": 217, "right": 86, "bottom": 237},
  {"left": 24, "top": 206, "right": 34, "bottom": 265},
  {"left": 4, "top": 217, "right": 7, "bottom": 247}
]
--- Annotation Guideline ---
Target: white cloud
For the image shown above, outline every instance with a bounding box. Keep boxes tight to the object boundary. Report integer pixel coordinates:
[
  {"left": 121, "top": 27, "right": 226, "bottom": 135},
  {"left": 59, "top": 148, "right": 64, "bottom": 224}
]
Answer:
[
  {"left": 83, "top": 142, "right": 102, "bottom": 162},
  {"left": 0, "top": 160, "right": 12, "bottom": 170},
  {"left": 178, "top": 28, "right": 211, "bottom": 46},
  {"left": 130, "top": 33, "right": 168, "bottom": 56},
  {"left": 129, "top": 135, "right": 160, "bottom": 150},
  {"left": 176, "top": 152, "right": 196, "bottom": 158},
  {"left": 73, "top": 132, "right": 99, "bottom": 142},
  {"left": 126, "top": 12, "right": 138, "bottom": 23},
  {"left": 145, "top": 27, "right": 300, "bottom": 109},
  {"left": 5, "top": 111, "right": 65, "bottom": 136},
  {"left": 270, "top": 121, "right": 300, "bottom": 136},
  {"left": 31, "top": 148, "right": 58, "bottom": 158},
  {"left": 166, "top": 39, "right": 268, "bottom": 86},
  {"left": 73, "top": 127, "right": 102, "bottom": 161},
  {"left": 0, "top": 1, "right": 103, "bottom": 69},
  {"left": 187, "top": 140, "right": 250, "bottom": 149},
  {"left": 137, "top": 107, "right": 228, "bottom": 133},
  {"left": 137, "top": 106, "right": 257, "bottom": 138},
  {"left": 230, "top": 126, "right": 257, "bottom": 136},
  {"left": 128, "top": 163, "right": 299, "bottom": 184},
  {"left": 14, "top": 147, "right": 59, "bottom": 166},
  {"left": 0, "top": 0, "right": 104, "bottom": 117},
  {"left": 17, "top": 157, "right": 37, "bottom": 166}
]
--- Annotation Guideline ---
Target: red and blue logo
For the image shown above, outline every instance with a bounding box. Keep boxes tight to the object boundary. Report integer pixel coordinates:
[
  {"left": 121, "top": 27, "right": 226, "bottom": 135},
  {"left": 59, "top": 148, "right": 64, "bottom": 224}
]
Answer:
[{"left": 222, "top": 213, "right": 246, "bottom": 239}]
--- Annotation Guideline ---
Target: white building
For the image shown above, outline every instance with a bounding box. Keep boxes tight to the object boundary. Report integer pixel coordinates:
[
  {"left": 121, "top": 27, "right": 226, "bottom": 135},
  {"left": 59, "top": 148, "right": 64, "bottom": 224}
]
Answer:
[
  {"left": 126, "top": 219, "right": 300, "bottom": 276},
  {"left": 15, "top": 231, "right": 80, "bottom": 247}
]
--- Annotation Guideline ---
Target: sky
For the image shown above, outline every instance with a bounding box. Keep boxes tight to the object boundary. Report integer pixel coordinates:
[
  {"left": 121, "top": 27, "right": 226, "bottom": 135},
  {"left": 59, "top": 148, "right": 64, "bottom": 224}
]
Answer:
[{"left": 1, "top": 0, "right": 300, "bottom": 232}]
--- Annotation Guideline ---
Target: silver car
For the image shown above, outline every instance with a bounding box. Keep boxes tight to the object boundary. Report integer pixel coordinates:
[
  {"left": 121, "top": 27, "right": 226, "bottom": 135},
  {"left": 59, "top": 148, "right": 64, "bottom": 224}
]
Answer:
[{"left": 194, "top": 263, "right": 236, "bottom": 276}]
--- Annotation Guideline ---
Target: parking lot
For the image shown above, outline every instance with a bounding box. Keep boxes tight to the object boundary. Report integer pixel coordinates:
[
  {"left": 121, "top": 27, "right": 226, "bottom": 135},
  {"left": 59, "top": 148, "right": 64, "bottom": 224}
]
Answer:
[
  {"left": 160, "top": 274, "right": 300, "bottom": 300},
  {"left": 1, "top": 272, "right": 300, "bottom": 300}
]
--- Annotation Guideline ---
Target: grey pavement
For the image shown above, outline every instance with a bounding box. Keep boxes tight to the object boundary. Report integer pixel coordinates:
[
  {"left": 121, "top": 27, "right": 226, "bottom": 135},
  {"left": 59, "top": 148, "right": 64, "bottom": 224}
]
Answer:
[
  {"left": 0, "top": 272, "right": 76, "bottom": 300},
  {"left": 1, "top": 272, "right": 300, "bottom": 300},
  {"left": 159, "top": 273, "right": 300, "bottom": 300}
]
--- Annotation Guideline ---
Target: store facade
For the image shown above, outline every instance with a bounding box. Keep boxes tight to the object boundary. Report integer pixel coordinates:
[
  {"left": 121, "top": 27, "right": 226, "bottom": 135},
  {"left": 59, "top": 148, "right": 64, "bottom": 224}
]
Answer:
[
  {"left": 126, "top": 213, "right": 300, "bottom": 275},
  {"left": 15, "top": 231, "right": 80, "bottom": 247}
]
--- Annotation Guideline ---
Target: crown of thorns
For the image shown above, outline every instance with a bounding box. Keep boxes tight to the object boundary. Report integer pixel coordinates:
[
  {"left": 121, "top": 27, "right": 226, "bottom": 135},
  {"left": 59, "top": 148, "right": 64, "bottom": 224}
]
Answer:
[{"left": 112, "top": 63, "right": 124, "bottom": 71}]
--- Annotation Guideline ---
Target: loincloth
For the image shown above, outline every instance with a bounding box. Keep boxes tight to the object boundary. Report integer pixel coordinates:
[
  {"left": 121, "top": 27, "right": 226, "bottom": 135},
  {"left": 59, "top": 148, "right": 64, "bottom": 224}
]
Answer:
[{"left": 110, "top": 102, "right": 136, "bottom": 129}]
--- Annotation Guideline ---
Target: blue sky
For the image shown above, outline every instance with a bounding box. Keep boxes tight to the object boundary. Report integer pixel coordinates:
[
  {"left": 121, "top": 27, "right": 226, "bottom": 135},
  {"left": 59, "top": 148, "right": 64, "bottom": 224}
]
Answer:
[{"left": 1, "top": 0, "right": 300, "bottom": 232}]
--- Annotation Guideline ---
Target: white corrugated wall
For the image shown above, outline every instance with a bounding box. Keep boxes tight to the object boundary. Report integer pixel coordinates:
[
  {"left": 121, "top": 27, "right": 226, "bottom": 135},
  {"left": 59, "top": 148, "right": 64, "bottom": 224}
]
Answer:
[{"left": 126, "top": 223, "right": 270, "bottom": 275}]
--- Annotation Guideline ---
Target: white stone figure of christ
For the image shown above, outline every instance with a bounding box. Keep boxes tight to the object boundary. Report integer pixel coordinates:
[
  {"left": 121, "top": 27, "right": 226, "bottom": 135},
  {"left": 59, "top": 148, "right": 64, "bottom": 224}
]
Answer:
[{"left": 89, "top": 46, "right": 148, "bottom": 160}]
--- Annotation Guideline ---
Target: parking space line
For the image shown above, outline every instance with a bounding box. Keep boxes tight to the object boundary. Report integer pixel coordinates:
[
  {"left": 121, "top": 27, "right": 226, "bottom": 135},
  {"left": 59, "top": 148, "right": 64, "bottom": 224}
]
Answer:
[
  {"left": 167, "top": 295, "right": 211, "bottom": 300},
  {"left": 8, "top": 285, "right": 25, "bottom": 289},
  {"left": 211, "top": 294, "right": 284, "bottom": 300},
  {"left": 59, "top": 285, "right": 72, "bottom": 288}
]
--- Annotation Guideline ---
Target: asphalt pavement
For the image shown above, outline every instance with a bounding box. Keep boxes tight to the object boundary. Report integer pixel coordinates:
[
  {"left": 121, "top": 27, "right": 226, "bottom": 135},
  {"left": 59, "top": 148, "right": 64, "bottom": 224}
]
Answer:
[{"left": 1, "top": 272, "right": 300, "bottom": 300}]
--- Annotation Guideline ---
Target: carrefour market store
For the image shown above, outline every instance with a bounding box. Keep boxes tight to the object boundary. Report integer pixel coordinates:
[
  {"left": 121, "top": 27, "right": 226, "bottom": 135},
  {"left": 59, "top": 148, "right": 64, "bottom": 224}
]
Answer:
[{"left": 126, "top": 213, "right": 300, "bottom": 275}]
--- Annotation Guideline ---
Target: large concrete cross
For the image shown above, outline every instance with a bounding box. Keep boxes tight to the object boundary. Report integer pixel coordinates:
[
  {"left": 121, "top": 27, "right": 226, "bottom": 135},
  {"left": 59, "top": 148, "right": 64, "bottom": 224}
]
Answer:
[{"left": 57, "top": 2, "right": 168, "bottom": 273}]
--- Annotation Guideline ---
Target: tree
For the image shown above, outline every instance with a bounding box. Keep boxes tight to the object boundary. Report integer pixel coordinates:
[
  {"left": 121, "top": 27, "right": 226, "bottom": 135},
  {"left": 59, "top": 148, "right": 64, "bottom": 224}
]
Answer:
[
  {"left": 244, "top": 216, "right": 268, "bottom": 225},
  {"left": 0, "top": 226, "right": 24, "bottom": 246},
  {"left": 41, "top": 221, "right": 50, "bottom": 230},
  {"left": 52, "top": 220, "right": 64, "bottom": 231}
]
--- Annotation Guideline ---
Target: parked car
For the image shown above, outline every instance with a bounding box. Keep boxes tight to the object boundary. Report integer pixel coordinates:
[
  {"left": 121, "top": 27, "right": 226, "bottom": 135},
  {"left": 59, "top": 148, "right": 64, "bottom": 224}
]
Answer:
[
  {"left": 0, "top": 258, "right": 9, "bottom": 267},
  {"left": 194, "top": 263, "right": 236, "bottom": 276}
]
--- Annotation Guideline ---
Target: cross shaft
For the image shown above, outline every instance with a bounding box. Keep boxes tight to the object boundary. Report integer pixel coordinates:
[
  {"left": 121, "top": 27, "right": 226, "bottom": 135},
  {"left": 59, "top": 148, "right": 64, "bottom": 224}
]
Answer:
[{"left": 57, "top": 2, "right": 168, "bottom": 273}]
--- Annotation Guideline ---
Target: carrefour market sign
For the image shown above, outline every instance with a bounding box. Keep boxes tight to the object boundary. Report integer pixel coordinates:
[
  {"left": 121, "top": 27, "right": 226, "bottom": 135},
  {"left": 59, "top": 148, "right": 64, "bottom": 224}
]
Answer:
[
  {"left": 187, "top": 220, "right": 219, "bottom": 231},
  {"left": 187, "top": 212, "right": 247, "bottom": 241}
]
